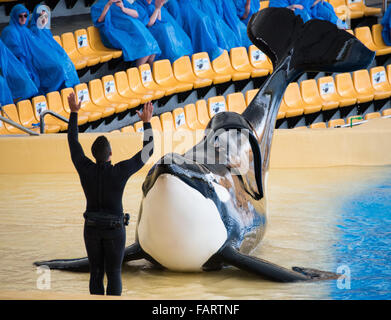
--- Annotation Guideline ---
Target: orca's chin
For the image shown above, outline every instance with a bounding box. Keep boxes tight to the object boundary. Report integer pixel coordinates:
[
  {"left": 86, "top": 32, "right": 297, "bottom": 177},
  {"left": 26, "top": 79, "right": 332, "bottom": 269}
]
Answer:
[{"left": 137, "top": 174, "right": 228, "bottom": 272}]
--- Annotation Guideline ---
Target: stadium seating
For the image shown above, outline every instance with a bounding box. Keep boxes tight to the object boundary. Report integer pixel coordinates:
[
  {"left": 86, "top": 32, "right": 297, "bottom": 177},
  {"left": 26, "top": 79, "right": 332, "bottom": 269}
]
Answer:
[
  {"left": 1, "top": 104, "right": 33, "bottom": 134},
  {"left": 138, "top": 64, "right": 168, "bottom": 96},
  {"left": 192, "top": 52, "right": 231, "bottom": 84},
  {"left": 160, "top": 112, "right": 175, "bottom": 132},
  {"left": 184, "top": 104, "right": 205, "bottom": 130},
  {"left": 212, "top": 50, "right": 250, "bottom": 81},
  {"left": 173, "top": 56, "right": 213, "bottom": 89},
  {"left": 207, "top": 96, "right": 227, "bottom": 118},
  {"left": 369, "top": 66, "right": 391, "bottom": 99},
  {"left": 319, "top": 76, "right": 356, "bottom": 107},
  {"left": 31, "top": 96, "right": 68, "bottom": 131},
  {"left": 88, "top": 79, "right": 130, "bottom": 114},
  {"left": 301, "top": 79, "right": 337, "bottom": 112},
  {"left": 354, "top": 26, "right": 391, "bottom": 56},
  {"left": 195, "top": 100, "right": 210, "bottom": 128},
  {"left": 114, "top": 71, "right": 150, "bottom": 104},
  {"left": 74, "top": 29, "right": 112, "bottom": 64},
  {"left": 172, "top": 107, "right": 190, "bottom": 131},
  {"left": 226, "top": 92, "right": 247, "bottom": 114},
  {"left": 328, "top": 118, "right": 346, "bottom": 127},
  {"left": 364, "top": 112, "right": 381, "bottom": 120},
  {"left": 248, "top": 45, "right": 273, "bottom": 75},
  {"left": 87, "top": 26, "right": 122, "bottom": 59},
  {"left": 309, "top": 122, "right": 327, "bottom": 129},
  {"left": 152, "top": 59, "right": 193, "bottom": 95},
  {"left": 371, "top": 24, "right": 391, "bottom": 54},
  {"left": 127, "top": 67, "right": 164, "bottom": 100}
]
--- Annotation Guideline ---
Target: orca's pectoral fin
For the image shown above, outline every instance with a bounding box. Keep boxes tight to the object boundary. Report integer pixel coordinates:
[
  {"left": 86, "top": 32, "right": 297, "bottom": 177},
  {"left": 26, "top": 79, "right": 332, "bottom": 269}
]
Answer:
[
  {"left": 291, "top": 266, "right": 340, "bottom": 281},
  {"left": 217, "top": 246, "right": 337, "bottom": 282},
  {"left": 123, "top": 242, "right": 146, "bottom": 262},
  {"left": 34, "top": 257, "right": 89, "bottom": 273}
]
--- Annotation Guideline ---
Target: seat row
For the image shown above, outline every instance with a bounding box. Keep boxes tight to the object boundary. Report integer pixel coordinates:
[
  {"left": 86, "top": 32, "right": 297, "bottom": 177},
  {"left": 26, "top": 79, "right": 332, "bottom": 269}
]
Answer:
[
  {"left": 273, "top": 65, "right": 391, "bottom": 119},
  {"left": 349, "top": 24, "right": 391, "bottom": 56},
  {"left": 54, "top": 27, "right": 123, "bottom": 70},
  {"left": 259, "top": 0, "right": 381, "bottom": 20}
]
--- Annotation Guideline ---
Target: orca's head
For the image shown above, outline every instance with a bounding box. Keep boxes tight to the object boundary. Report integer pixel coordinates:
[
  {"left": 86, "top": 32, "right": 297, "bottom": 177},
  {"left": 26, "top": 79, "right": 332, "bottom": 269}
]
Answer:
[{"left": 136, "top": 113, "right": 267, "bottom": 272}]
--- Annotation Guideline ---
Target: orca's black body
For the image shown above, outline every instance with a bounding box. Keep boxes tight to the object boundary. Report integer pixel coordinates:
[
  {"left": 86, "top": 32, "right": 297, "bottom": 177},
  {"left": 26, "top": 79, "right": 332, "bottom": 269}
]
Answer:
[{"left": 35, "top": 9, "right": 374, "bottom": 282}]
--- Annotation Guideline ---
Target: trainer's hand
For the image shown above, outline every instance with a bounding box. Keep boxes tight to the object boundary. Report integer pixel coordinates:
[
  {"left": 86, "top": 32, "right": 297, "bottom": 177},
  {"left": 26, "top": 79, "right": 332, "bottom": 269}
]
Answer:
[
  {"left": 136, "top": 102, "right": 153, "bottom": 123},
  {"left": 68, "top": 93, "right": 81, "bottom": 113}
]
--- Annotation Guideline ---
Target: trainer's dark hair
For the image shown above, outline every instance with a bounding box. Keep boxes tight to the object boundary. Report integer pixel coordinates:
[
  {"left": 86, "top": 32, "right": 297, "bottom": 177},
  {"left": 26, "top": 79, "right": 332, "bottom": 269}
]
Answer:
[{"left": 91, "top": 135, "right": 111, "bottom": 163}]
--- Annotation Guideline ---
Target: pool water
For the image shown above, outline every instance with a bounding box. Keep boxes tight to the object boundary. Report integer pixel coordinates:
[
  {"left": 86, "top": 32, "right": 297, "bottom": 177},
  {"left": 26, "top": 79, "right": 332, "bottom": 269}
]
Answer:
[{"left": 0, "top": 166, "right": 390, "bottom": 299}]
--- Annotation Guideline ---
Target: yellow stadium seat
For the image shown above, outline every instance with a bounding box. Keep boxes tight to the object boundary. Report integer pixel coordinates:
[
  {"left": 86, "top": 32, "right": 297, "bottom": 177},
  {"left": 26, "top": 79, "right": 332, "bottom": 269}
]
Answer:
[
  {"left": 226, "top": 92, "right": 246, "bottom": 114},
  {"left": 230, "top": 47, "right": 258, "bottom": 78},
  {"left": 328, "top": 118, "right": 346, "bottom": 128},
  {"left": 207, "top": 96, "right": 227, "bottom": 118},
  {"left": 160, "top": 112, "right": 175, "bottom": 132},
  {"left": 173, "top": 56, "right": 212, "bottom": 89},
  {"left": 382, "top": 108, "right": 391, "bottom": 116},
  {"left": 61, "top": 32, "right": 88, "bottom": 70},
  {"left": 75, "top": 83, "right": 115, "bottom": 118},
  {"left": 309, "top": 122, "right": 327, "bottom": 129},
  {"left": 212, "top": 50, "right": 250, "bottom": 81},
  {"left": 53, "top": 35, "right": 62, "bottom": 47},
  {"left": 328, "top": 0, "right": 361, "bottom": 20},
  {"left": 127, "top": 67, "right": 164, "bottom": 101},
  {"left": 89, "top": 79, "right": 129, "bottom": 114},
  {"left": 196, "top": 100, "right": 210, "bottom": 128},
  {"left": 349, "top": 0, "right": 381, "bottom": 17},
  {"left": 184, "top": 104, "right": 205, "bottom": 130},
  {"left": 150, "top": 116, "right": 163, "bottom": 132},
  {"left": 352, "top": 69, "right": 375, "bottom": 102},
  {"left": 101, "top": 75, "right": 139, "bottom": 109},
  {"left": 293, "top": 126, "right": 307, "bottom": 129},
  {"left": 46, "top": 91, "right": 88, "bottom": 126},
  {"left": 74, "top": 29, "right": 112, "bottom": 64},
  {"left": 346, "top": 29, "right": 354, "bottom": 35},
  {"left": 245, "top": 89, "right": 259, "bottom": 106},
  {"left": 152, "top": 59, "right": 193, "bottom": 96},
  {"left": 17, "top": 100, "right": 60, "bottom": 133},
  {"left": 0, "top": 119, "right": 9, "bottom": 135},
  {"left": 0, "top": 104, "right": 32, "bottom": 134},
  {"left": 364, "top": 112, "right": 381, "bottom": 120},
  {"left": 121, "top": 125, "right": 135, "bottom": 133},
  {"left": 61, "top": 87, "right": 102, "bottom": 122},
  {"left": 371, "top": 24, "right": 391, "bottom": 54},
  {"left": 114, "top": 71, "right": 148, "bottom": 104},
  {"left": 138, "top": 64, "right": 167, "bottom": 96},
  {"left": 87, "top": 26, "right": 122, "bottom": 59},
  {"left": 134, "top": 121, "right": 144, "bottom": 133},
  {"left": 347, "top": 115, "right": 364, "bottom": 125},
  {"left": 301, "top": 79, "right": 336, "bottom": 112},
  {"left": 248, "top": 45, "right": 273, "bottom": 75},
  {"left": 283, "top": 83, "right": 306, "bottom": 116},
  {"left": 32, "top": 96, "right": 68, "bottom": 131},
  {"left": 192, "top": 52, "right": 231, "bottom": 84},
  {"left": 319, "top": 76, "right": 356, "bottom": 107},
  {"left": 369, "top": 66, "right": 391, "bottom": 100},
  {"left": 318, "top": 76, "right": 345, "bottom": 108},
  {"left": 172, "top": 108, "right": 190, "bottom": 130},
  {"left": 260, "top": 1, "right": 269, "bottom": 10},
  {"left": 335, "top": 72, "right": 362, "bottom": 104},
  {"left": 276, "top": 99, "right": 286, "bottom": 120},
  {"left": 355, "top": 26, "right": 389, "bottom": 55}
]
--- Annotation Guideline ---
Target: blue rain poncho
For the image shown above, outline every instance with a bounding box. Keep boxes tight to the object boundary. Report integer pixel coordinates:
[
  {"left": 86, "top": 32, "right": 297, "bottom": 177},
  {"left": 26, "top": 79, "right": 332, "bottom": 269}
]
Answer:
[
  {"left": 0, "top": 75, "right": 13, "bottom": 106},
  {"left": 1, "top": 4, "right": 66, "bottom": 94},
  {"left": 233, "top": 0, "right": 261, "bottom": 25},
  {"left": 269, "top": 0, "right": 311, "bottom": 22},
  {"left": 381, "top": 5, "right": 391, "bottom": 46},
  {"left": 165, "top": 0, "right": 184, "bottom": 28},
  {"left": 29, "top": 5, "right": 80, "bottom": 88},
  {"left": 179, "top": 0, "right": 224, "bottom": 61},
  {"left": 213, "top": 0, "right": 252, "bottom": 47},
  {"left": 91, "top": 0, "right": 161, "bottom": 62},
  {"left": 132, "top": 0, "right": 193, "bottom": 63},
  {"left": 195, "top": 0, "right": 241, "bottom": 51},
  {"left": 0, "top": 39, "right": 38, "bottom": 102}
]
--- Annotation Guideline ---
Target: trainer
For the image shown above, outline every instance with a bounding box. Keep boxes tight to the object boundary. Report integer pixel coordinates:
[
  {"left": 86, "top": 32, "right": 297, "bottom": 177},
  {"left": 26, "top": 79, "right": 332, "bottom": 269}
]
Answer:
[{"left": 67, "top": 93, "right": 154, "bottom": 296}]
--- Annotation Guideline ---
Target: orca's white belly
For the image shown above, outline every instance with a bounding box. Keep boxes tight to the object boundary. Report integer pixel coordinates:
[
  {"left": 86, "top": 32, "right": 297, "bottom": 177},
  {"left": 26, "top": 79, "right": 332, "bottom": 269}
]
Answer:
[{"left": 137, "top": 174, "right": 228, "bottom": 271}]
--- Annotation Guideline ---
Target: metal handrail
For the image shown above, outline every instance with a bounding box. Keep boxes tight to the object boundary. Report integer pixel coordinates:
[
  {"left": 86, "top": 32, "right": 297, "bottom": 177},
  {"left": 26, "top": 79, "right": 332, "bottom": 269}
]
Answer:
[
  {"left": 39, "top": 110, "right": 69, "bottom": 134},
  {"left": 0, "top": 114, "right": 39, "bottom": 136}
]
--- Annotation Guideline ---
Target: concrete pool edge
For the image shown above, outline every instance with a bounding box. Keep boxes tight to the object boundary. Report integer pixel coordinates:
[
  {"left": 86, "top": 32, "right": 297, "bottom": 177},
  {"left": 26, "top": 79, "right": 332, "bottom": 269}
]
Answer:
[{"left": 0, "top": 118, "right": 390, "bottom": 174}]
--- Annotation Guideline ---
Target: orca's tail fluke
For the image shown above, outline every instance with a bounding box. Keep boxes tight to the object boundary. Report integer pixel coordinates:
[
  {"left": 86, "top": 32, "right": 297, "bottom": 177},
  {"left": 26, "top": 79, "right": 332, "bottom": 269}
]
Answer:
[{"left": 248, "top": 8, "right": 375, "bottom": 73}]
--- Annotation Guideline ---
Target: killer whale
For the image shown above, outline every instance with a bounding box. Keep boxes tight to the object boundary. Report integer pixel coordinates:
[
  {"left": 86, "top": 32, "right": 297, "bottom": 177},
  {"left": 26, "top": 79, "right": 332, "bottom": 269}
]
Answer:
[{"left": 34, "top": 8, "right": 375, "bottom": 282}]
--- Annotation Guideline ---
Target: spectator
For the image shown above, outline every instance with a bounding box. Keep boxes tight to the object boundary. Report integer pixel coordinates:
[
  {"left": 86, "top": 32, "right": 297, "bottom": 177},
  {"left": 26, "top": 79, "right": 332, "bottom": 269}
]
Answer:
[
  {"left": 30, "top": 4, "right": 80, "bottom": 88},
  {"left": 1, "top": 4, "right": 66, "bottom": 94},
  {"left": 0, "top": 39, "right": 38, "bottom": 102},
  {"left": 132, "top": 0, "right": 193, "bottom": 63},
  {"left": 213, "top": 0, "right": 252, "bottom": 47},
  {"left": 195, "top": 0, "right": 241, "bottom": 51},
  {"left": 233, "top": 0, "right": 261, "bottom": 25},
  {"left": 177, "top": 0, "right": 224, "bottom": 60},
  {"left": 91, "top": 0, "right": 161, "bottom": 67},
  {"left": 381, "top": 4, "right": 391, "bottom": 46},
  {"left": 0, "top": 73, "right": 13, "bottom": 106}
]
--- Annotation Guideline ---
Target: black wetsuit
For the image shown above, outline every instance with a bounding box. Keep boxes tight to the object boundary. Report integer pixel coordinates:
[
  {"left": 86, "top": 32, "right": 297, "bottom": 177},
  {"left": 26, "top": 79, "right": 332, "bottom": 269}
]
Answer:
[{"left": 67, "top": 112, "right": 153, "bottom": 295}]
